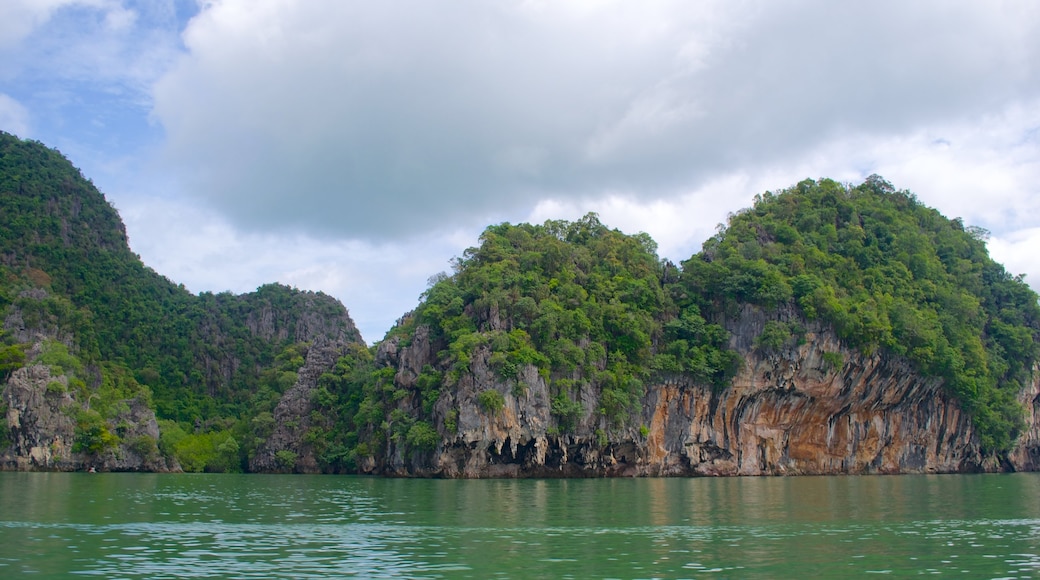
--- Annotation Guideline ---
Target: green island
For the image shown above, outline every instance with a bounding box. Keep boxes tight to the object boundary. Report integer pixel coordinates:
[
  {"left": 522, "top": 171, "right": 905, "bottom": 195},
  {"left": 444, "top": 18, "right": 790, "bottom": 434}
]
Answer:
[{"left": 1, "top": 131, "right": 1038, "bottom": 476}]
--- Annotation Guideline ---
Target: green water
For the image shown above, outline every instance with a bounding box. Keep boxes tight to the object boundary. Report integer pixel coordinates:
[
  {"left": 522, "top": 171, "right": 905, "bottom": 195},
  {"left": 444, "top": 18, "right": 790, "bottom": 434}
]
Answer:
[{"left": 0, "top": 473, "right": 1038, "bottom": 578}]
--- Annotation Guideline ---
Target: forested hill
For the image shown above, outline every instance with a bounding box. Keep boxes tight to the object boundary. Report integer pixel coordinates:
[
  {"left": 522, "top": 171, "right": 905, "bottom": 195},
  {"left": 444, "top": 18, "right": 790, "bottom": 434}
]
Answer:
[
  {"left": 682, "top": 177, "right": 1040, "bottom": 452},
  {"left": 0, "top": 132, "right": 362, "bottom": 471},
  {"left": 314, "top": 176, "right": 1040, "bottom": 477},
  {"left": 2, "top": 130, "right": 1038, "bottom": 475}
]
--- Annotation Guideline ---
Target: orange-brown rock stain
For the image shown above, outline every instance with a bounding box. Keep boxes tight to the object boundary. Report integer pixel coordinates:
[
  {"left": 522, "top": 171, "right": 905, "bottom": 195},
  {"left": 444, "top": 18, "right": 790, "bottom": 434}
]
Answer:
[
  {"left": 382, "top": 307, "right": 1040, "bottom": 477},
  {"left": 647, "top": 384, "right": 679, "bottom": 465}
]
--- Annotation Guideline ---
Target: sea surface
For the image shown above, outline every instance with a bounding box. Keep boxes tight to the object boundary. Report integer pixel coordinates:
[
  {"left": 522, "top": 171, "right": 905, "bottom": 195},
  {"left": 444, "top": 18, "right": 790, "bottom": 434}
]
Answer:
[{"left": 0, "top": 472, "right": 1038, "bottom": 578}]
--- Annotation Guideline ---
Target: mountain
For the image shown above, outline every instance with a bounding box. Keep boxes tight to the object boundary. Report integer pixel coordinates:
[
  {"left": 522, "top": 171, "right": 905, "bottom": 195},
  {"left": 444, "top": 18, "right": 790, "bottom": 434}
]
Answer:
[
  {"left": 267, "top": 178, "right": 1040, "bottom": 476},
  {"left": 0, "top": 132, "right": 363, "bottom": 471},
  {"left": 2, "top": 131, "right": 1038, "bottom": 476}
]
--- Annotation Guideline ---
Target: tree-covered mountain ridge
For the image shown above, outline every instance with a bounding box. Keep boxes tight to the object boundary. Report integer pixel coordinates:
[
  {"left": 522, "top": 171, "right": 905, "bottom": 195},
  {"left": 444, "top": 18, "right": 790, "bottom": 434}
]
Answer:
[
  {"left": 319, "top": 176, "right": 1038, "bottom": 476},
  {"left": 0, "top": 132, "right": 362, "bottom": 472},
  {"left": 1, "top": 132, "right": 1038, "bottom": 475}
]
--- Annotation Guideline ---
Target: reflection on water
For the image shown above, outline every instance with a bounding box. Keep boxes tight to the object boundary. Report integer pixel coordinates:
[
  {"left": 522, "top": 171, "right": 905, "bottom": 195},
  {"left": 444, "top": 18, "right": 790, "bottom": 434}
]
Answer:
[{"left": 0, "top": 473, "right": 1038, "bottom": 577}]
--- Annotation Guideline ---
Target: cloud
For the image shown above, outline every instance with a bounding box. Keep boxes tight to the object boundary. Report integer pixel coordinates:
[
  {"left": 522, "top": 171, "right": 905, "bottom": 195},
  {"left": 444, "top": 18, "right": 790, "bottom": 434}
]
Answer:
[
  {"left": 0, "top": 0, "right": 86, "bottom": 50},
  {"left": 151, "top": 0, "right": 1040, "bottom": 242},
  {"left": 514, "top": 99, "right": 1040, "bottom": 313},
  {"left": 115, "top": 194, "right": 473, "bottom": 343},
  {"left": 989, "top": 228, "right": 1040, "bottom": 283},
  {"left": 1, "top": 1, "right": 188, "bottom": 120},
  {"left": 0, "top": 94, "right": 30, "bottom": 136},
  {"left": 0, "top": 0, "right": 195, "bottom": 195},
  {"left": 855, "top": 104, "right": 1040, "bottom": 232},
  {"left": 9, "top": 0, "right": 1040, "bottom": 341}
]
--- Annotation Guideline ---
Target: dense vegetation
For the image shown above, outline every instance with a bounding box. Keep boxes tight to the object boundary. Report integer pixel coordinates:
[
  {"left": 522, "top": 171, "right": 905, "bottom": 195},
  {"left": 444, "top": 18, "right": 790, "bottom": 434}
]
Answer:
[
  {"left": 2, "top": 130, "right": 1037, "bottom": 471},
  {"left": 296, "top": 215, "right": 740, "bottom": 469},
  {"left": 682, "top": 177, "right": 1040, "bottom": 451},
  {"left": 328, "top": 177, "right": 1040, "bottom": 462},
  {"left": 410, "top": 215, "right": 739, "bottom": 425},
  {"left": 0, "top": 132, "right": 359, "bottom": 470}
]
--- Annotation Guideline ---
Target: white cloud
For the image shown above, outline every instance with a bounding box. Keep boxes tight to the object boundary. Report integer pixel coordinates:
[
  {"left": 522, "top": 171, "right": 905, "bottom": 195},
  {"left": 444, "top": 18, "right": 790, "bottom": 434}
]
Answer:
[
  {"left": 1, "top": 1, "right": 184, "bottom": 99},
  {"left": 524, "top": 97, "right": 1040, "bottom": 273},
  {"left": 0, "top": 0, "right": 91, "bottom": 49},
  {"left": 115, "top": 195, "right": 475, "bottom": 343},
  {"left": 0, "top": 94, "right": 30, "bottom": 136},
  {"left": 526, "top": 175, "right": 753, "bottom": 265},
  {"left": 151, "top": 0, "right": 1040, "bottom": 243},
  {"left": 9, "top": 0, "right": 1040, "bottom": 339},
  {"left": 989, "top": 228, "right": 1040, "bottom": 283},
  {"left": 860, "top": 104, "right": 1040, "bottom": 232},
  {"left": 143, "top": 0, "right": 1040, "bottom": 338}
]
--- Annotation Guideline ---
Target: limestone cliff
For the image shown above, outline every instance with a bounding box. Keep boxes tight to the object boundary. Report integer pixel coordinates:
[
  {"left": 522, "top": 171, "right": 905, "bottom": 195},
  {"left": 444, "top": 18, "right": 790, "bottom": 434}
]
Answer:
[
  {"left": 1009, "top": 377, "right": 1040, "bottom": 471},
  {"left": 363, "top": 306, "right": 1039, "bottom": 477},
  {"left": 249, "top": 337, "right": 359, "bottom": 473},
  {"left": 1, "top": 355, "right": 172, "bottom": 472},
  {"left": 1, "top": 363, "right": 78, "bottom": 470},
  {"left": 241, "top": 288, "right": 360, "bottom": 344},
  {"left": 189, "top": 286, "right": 362, "bottom": 399},
  {"left": 0, "top": 287, "right": 173, "bottom": 472},
  {"left": 4, "top": 139, "right": 1037, "bottom": 478}
]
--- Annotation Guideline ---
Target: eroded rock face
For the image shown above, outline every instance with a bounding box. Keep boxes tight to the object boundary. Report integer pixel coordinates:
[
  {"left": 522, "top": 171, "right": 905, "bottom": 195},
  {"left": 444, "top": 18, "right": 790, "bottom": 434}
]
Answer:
[
  {"left": 2, "top": 365, "right": 77, "bottom": 470},
  {"left": 2, "top": 288, "right": 75, "bottom": 347},
  {"left": 1009, "top": 381, "right": 1040, "bottom": 471},
  {"left": 365, "top": 306, "right": 1039, "bottom": 477},
  {"left": 638, "top": 334, "right": 983, "bottom": 476},
  {"left": 243, "top": 292, "right": 361, "bottom": 344},
  {"left": 1, "top": 364, "right": 169, "bottom": 472},
  {"left": 249, "top": 337, "right": 355, "bottom": 473}
]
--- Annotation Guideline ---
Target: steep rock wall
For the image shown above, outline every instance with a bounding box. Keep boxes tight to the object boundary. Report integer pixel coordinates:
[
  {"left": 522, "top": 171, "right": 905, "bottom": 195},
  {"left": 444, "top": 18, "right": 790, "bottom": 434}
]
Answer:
[
  {"left": 241, "top": 290, "right": 361, "bottom": 345},
  {"left": 1, "top": 290, "right": 172, "bottom": 472},
  {"left": 192, "top": 289, "right": 362, "bottom": 396},
  {"left": 1, "top": 363, "right": 170, "bottom": 471},
  {"left": 1, "top": 364, "right": 77, "bottom": 470},
  {"left": 1009, "top": 378, "right": 1040, "bottom": 471},
  {"left": 249, "top": 337, "right": 355, "bottom": 473},
  {"left": 367, "top": 306, "right": 1038, "bottom": 477}
]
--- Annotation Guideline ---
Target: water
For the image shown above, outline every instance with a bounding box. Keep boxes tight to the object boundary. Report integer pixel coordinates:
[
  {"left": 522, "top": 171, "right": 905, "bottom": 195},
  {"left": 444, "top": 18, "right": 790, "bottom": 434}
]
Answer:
[{"left": 1, "top": 473, "right": 1038, "bottom": 578}]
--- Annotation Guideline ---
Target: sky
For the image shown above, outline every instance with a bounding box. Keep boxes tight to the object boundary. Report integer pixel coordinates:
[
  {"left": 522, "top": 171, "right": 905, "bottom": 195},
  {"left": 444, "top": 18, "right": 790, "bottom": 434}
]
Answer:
[{"left": 3, "top": 0, "right": 1040, "bottom": 344}]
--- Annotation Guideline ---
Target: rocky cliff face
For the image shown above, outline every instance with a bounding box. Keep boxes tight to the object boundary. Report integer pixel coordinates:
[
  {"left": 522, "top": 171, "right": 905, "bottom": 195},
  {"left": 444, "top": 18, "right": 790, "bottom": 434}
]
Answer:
[
  {"left": 2, "top": 288, "right": 76, "bottom": 347},
  {"left": 1, "top": 287, "right": 172, "bottom": 472},
  {"left": 365, "top": 306, "right": 1039, "bottom": 477},
  {"left": 191, "top": 287, "right": 362, "bottom": 397},
  {"left": 1009, "top": 377, "right": 1040, "bottom": 471},
  {"left": 1, "top": 359, "right": 171, "bottom": 472},
  {"left": 249, "top": 337, "right": 356, "bottom": 473},
  {"left": 241, "top": 290, "right": 361, "bottom": 345},
  {"left": 1, "top": 364, "right": 77, "bottom": 470}
]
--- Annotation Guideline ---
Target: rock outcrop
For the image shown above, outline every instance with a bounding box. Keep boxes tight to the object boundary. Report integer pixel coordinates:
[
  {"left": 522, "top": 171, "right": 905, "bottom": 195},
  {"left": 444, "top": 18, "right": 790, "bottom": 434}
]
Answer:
[
  {"left": 1009, "top": 378, "right": 1040, "bottom": 471},
  {"left": 249, "top": 337, "right": 355, "bottom": 473},
  {"left": 365, "top": 306, "right": 1040, "bottom": 477},
  {"left": 1, "top": 364, "right": 77, "bottom": 470},
  {"left": 1, "top": 362, "right": 171, "bottom": 472},
  {"left": 242, "top": 289, "right": 361, "bottom": 344},
  {"left": 1, "top": 287, "right": 173, "bottom": 472}
]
